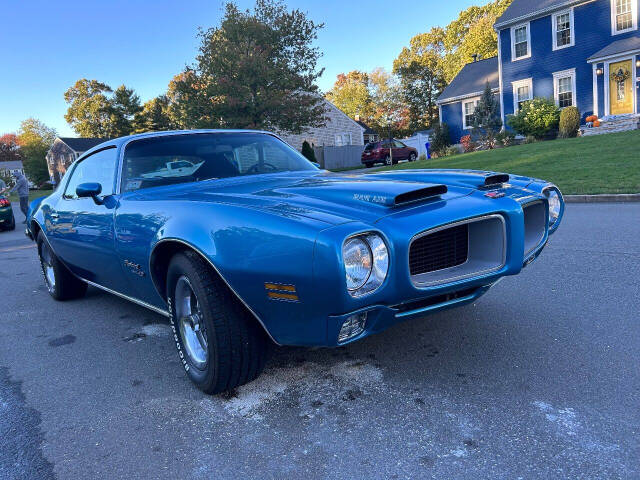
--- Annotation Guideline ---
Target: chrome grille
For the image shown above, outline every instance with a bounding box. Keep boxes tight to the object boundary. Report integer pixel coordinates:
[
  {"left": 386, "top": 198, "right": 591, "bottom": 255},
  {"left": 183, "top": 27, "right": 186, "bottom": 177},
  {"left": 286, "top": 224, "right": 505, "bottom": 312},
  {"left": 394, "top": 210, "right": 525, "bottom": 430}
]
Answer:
[{"left": 409, "top": 224, "right": 469, "bottom": 276}]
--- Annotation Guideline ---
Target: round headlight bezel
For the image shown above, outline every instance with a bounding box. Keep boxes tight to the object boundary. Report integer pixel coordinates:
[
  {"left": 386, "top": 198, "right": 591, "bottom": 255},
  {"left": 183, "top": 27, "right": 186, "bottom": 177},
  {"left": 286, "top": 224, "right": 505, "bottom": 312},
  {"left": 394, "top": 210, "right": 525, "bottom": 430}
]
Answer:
[
  {"left": 343, "top": 237, "right": 373, "bottom": 291},
  {"left": 543, "top": 185, "right": 564, "bottom": 231},
  {"left": 342, "top": 232, "right": 390, "bottom": 297}
]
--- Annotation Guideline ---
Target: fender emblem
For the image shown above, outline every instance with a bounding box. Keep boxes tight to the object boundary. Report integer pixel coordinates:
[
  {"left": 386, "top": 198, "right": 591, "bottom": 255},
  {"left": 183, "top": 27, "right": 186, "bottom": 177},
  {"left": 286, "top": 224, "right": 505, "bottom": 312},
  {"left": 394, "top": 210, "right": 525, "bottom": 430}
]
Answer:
[
  {"left": 485, "top": 191, "right": 506, "bottom": 199},
  {"left": 124, "top": 260, "right": 145, "bottom": 277}
]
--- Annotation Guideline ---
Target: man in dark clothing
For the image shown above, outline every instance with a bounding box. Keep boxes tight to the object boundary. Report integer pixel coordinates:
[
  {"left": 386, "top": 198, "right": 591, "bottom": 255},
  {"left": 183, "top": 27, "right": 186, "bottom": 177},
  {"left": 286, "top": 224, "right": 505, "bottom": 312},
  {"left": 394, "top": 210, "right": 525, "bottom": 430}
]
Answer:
[{"left": 2, "top": 172, "right": 30, "bottom": 223}]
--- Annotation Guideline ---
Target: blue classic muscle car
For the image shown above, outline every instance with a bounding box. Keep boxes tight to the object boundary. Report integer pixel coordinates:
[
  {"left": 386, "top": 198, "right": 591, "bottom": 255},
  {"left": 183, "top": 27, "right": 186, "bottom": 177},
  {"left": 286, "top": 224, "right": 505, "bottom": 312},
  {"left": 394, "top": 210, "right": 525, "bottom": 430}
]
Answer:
[{"left": 26, "top": 130, "right": 564, "bottom": 394}]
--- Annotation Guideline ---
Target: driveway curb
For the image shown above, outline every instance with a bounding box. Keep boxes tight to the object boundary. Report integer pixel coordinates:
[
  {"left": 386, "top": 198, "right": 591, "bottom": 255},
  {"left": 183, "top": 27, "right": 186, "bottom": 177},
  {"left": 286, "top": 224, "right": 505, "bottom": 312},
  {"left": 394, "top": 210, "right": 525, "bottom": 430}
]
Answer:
[{"left": 565, "top": 194, "right": 640, "bottom": 203}]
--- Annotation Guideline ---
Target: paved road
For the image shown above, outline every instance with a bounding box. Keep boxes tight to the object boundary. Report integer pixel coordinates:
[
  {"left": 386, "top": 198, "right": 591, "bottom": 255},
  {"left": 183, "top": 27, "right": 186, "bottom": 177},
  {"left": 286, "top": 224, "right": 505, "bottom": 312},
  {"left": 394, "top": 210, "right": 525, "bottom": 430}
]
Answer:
[{"left": 0, "top": 203, "right": 638, "bottom": 479}]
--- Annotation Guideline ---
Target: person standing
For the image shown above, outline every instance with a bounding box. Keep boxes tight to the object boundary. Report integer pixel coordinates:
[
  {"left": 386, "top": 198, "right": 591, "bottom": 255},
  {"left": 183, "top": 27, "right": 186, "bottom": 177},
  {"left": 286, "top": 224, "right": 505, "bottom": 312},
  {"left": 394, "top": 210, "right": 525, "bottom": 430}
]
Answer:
[{"left": 5, "top": 172, "right": 30, "bottom": 224}]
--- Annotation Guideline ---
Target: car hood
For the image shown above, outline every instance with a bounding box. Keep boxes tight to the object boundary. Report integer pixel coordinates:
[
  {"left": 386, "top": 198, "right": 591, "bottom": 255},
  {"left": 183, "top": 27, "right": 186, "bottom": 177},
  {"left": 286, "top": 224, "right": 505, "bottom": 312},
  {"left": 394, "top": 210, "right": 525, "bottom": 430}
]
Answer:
[{"left": 135, "top": 171, "right": 478, "bottom": 226}]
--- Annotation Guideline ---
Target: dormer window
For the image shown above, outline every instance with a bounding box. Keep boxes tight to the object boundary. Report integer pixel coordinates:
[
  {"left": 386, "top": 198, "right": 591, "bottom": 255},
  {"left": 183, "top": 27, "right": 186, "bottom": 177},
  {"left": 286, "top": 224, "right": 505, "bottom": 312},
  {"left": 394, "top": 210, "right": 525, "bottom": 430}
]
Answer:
[
  {"left": 553, "top": 10, "right": 574, "bottom": 50},
  {"left": 511, "top": 23, "right": 531, "bottom": 61},
  {"left": 612, "top": 0, "right": 638, "bottom": 35}
]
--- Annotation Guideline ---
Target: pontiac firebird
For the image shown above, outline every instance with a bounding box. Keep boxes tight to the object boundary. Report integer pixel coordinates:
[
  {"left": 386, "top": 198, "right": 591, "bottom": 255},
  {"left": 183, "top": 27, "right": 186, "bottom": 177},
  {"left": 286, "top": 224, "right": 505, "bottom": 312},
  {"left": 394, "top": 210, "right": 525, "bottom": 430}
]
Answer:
[{"left": 26, "top": 130, "right": 564, "bottom": 394}]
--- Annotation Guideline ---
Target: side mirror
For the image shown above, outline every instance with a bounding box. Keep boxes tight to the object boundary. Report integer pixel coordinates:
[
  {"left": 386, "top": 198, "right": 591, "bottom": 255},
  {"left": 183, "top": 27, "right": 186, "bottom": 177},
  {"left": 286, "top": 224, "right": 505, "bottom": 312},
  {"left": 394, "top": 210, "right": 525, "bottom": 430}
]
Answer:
[{"left": 76, "top": 182, "right": 103, "bottom": 204}]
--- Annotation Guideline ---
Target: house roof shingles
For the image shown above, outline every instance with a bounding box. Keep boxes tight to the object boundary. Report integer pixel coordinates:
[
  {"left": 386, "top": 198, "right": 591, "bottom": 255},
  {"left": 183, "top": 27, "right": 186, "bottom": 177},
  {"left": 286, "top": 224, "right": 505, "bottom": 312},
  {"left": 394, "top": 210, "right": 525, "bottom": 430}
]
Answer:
[
  {"left": 437, "top": 57, "right": 499, "bottom": 104},
  {"left": 589, "top": 36, "right": 640, "bottom": 61},
  {"left": 356, "top": 120, "right": 377, "bottom": 135},
  {"left": 495, "top": 0, "right": 585, "bottom": 27},
  {"left": 59, "top": 137, "right": 108, "bottom": 152}
]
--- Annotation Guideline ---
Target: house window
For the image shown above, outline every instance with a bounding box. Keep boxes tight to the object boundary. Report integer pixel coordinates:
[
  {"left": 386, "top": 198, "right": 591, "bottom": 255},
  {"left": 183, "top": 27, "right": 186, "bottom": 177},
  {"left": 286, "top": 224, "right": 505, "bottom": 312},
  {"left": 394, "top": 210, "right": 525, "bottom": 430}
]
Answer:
[
  {"left": 612, "top": 0, "right": 637, "bottom": 34},
  {"left": 553, "top": 69, "right": 577, "bottom": 108},
  {"left": 512, "top": 79, "right": 533, "bottom": 112},
  {"left": 511, "top": 23, "right": 531, "bottom": 60},
  {"left": 334, "top": 133, "right": 352, "bottom": 146},
  {"left": 553, "top": 10, "right": 574, "bottom": 50},
  {"left": 462, "top": 98, "right": 480, "bottom": 129}
]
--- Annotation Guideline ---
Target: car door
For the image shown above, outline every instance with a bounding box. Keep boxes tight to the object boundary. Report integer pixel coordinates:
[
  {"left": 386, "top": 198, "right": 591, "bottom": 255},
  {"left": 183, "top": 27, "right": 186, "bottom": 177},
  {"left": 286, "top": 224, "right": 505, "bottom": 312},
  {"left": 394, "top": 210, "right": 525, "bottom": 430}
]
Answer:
[
  {"left": 46, "top": 147, "right": 128, "bottom": 292},
  {"left": 394, "top": 140, "right": 409, "bottom": 160}
]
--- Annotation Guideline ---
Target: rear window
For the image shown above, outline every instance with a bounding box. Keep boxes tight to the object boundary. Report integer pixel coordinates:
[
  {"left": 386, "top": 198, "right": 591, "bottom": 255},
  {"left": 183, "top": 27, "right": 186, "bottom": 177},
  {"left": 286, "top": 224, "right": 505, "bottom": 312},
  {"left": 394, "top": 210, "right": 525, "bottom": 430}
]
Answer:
[{"left": 364, "top": 143, "right": 377, "bottom": 151}]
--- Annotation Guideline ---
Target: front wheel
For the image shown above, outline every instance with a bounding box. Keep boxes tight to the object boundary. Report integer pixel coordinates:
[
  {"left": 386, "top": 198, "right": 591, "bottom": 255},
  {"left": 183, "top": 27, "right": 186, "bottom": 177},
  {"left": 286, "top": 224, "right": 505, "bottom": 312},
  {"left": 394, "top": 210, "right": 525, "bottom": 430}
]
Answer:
[
  {"left": 37, "top": 231, "right": 87, "bottom": 300},
  {"left": 364, "top": 163, "right": 373, "bottom": 168},
  {"left": 384, "top": 155, "right": 392, "bottom": 166},
  {"left": 409, "top": 153, "right": 417, "bottom": 162},
  {"left": 167, "top": 251, "right": 268, "bottom": 394}
]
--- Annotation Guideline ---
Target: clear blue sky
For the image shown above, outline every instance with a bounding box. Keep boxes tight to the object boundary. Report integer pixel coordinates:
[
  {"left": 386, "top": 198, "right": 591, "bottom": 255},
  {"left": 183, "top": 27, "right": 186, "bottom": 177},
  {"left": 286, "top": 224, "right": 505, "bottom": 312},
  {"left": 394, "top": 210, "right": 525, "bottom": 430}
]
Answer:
[{"left": 1, "top": 0, "right": 479, "bottom": 137}]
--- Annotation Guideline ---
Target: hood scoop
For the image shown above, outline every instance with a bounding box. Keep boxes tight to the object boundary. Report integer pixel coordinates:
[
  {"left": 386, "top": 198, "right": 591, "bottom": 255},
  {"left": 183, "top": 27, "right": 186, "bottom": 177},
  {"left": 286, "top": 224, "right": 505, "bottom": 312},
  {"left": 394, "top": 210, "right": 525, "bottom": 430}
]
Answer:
[
  {"left": 484, "top": 174, "right": 510, "bottom": 188},
  {"left": 394, "top": 185, "right": 448, "bottom": 206}
]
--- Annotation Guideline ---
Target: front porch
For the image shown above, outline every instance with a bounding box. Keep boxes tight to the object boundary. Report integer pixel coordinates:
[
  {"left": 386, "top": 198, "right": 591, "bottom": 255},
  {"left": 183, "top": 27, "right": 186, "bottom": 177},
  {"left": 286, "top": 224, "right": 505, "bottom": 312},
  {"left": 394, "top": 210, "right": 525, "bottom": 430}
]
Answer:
[{"left": 581, "top": 114, "right": 640, "bottom": 136}]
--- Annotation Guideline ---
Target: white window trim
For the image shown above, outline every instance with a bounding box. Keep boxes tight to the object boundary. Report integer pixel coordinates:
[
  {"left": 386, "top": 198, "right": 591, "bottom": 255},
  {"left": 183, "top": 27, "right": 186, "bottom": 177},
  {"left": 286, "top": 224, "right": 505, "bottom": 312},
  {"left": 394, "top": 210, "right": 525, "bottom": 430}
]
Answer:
[
  {"left": 511, "top": 22, "right": 531, "bottom": 62},
  {"left": 553, "top": 68, "right": 578, "bottom": 109},
  {"left": 552, "top": 9, "right": 575, "bottom": 51},
  {"left": 512, "top": 78, "right": 534, "bottom": 113},
  {"left": 461, "top": 97, "right": 481, "bottom": 130},
  {"left": 611, "top": 0, "right": 638, "bottom": 36}
]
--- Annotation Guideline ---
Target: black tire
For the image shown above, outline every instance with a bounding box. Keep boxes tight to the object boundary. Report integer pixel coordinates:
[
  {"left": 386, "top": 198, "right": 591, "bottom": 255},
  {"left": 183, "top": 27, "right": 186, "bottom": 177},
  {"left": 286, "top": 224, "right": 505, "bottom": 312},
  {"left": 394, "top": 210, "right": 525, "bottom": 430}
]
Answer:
[
  {"left": 8, "top": 216, "right": 15, "bottom": 231},
  {"left": 384, "top": 155, "right": 392, "bottom": 166},
  {"left": 37, "top": 231, "right": 87, "bottom": 301},
  {"left": 167, "top": 251, "right": 268, "bottom": 394},
  {"left": 364, "top": 163, "right": 374, "bottom": 168},
  {"left": 409, "top": 153, "right": 417, "bottom": 162}
]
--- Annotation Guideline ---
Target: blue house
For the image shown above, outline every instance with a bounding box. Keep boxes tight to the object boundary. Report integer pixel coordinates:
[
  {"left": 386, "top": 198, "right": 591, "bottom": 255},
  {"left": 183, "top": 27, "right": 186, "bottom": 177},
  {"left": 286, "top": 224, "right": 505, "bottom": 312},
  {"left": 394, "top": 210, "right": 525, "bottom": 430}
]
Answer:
[{"left": 438, "top": 0, "right": 640, "bottom": 143}]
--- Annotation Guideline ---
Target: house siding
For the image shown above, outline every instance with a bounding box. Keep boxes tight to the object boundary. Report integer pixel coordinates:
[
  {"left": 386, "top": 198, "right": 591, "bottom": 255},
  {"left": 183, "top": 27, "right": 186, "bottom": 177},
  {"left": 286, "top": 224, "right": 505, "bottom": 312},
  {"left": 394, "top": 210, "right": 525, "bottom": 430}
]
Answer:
[
  {"left": 441, "top": 102, "right": 466, "bottom": 144},
  {"left": 277, "top": 100, "right": 364, "bottom": 151},
  {"left": 501, "top": 0, "right": 640, "bottom": 123}
]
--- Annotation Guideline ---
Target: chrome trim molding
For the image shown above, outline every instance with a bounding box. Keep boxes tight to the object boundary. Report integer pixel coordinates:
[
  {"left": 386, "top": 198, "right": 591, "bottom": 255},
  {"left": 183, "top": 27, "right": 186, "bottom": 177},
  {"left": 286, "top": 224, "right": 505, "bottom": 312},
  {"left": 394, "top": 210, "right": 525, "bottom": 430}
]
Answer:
[
  {"left": 83, "top": 279, "right": 171, "bottom": 317},
  {"left": 409, "top": 214, "right": 507, "bottom": 288},
  {"left": 149, "top": 238, "right": 281, "bottom": 345}
]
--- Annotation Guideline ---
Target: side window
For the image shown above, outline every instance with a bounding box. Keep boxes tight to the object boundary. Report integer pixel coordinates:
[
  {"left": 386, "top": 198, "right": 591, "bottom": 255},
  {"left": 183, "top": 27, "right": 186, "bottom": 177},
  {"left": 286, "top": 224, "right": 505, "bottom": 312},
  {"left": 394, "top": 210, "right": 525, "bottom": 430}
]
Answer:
[
  {"left": 394, "top": 141, "right": 406, "bottom": 148},
  {"left": 64, "top": 147, "right": 118, "bottom": 199}
]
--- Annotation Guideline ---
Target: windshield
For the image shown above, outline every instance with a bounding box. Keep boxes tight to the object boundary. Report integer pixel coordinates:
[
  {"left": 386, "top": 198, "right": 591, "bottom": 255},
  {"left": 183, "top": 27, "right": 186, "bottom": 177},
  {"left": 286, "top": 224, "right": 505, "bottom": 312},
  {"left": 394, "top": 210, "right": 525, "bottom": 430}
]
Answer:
[{"left": 121, "top": 132, "right": 317, "bottom": 192}]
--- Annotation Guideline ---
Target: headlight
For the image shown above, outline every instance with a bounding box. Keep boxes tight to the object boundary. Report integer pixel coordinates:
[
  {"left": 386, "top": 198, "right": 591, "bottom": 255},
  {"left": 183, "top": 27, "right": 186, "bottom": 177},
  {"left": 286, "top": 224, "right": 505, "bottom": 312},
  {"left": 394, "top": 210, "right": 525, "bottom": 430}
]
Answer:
[
  {"left": 343, "top": 233, "right": 389, "bottom": 297},
  {"left": 543, "top": 186, "right": 564, "bottom": 230}
]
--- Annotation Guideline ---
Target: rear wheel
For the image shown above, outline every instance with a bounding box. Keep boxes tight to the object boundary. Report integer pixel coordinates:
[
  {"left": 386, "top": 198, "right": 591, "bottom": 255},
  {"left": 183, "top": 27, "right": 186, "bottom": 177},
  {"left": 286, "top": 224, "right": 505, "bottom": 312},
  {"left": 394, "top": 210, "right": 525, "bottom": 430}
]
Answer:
[
  {"left": 364, "top": 163, "right": 373, "bottom": 168},
  {"left": 409, "top": 153, "right": 417, "bottom": 162},
  {"left": 167, "top": 251, "right": 268, "bottom": 394},
  {"left": 36, "top": 231, "right": 87, "bottom": 300},
  {"left": 384, "top": 155, "right": 392, "bottom": 166}
]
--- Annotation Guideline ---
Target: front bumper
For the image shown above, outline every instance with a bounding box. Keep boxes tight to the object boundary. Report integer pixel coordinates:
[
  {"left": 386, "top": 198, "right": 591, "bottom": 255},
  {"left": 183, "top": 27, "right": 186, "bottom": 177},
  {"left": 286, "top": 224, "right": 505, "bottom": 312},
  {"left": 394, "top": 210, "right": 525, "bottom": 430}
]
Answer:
[{"left": 327, "top": 284, "right": 492, "bottom": 346}]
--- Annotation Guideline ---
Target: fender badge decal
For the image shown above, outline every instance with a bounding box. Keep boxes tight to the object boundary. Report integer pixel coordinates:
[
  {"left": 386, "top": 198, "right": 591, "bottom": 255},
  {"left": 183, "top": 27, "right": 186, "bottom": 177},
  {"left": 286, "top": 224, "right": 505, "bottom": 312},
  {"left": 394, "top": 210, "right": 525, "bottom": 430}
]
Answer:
[
  {"left": 485, "top": 191, "right": 506, "bottom": 199},
  {"left": 265, "top": 283, "right": 299, "bottom": 302}
]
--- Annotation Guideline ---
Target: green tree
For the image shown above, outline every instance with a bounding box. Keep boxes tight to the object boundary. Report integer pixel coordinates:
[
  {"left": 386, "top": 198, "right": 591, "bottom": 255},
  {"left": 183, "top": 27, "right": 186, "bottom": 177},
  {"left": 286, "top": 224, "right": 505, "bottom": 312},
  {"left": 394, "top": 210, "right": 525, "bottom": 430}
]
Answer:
[
  {"left": 17, "top": 118, "right": 57, "bottom": 186},
  {"left": 134, "top": 95, "right": 174, "bottom": 133},
  {"left": 185, "top": 0, "right": 326, "bottom": 133},
  {"left": 166, "top": 70, "right": 214, "bottom": 129},
  {"left": 397, "top": 0, "right": 513, "bottom": 88},
  {"left": 472, "top": 82, "right": 502, "bottom": 149},
  {"left": 64, "top": 79, "right": 142, "bottom": 138},
  {"left": 393, "top": 30, "right": 446, "bottom": 131},
  {"left": 326, "top": 71, "right": 375, "bottom": 122},
  {"left": 64, "top": 79, "right": 114, "bottom": 137},
  {"left": 369, "top": 68, "right": 409, "bottom": 139},
  {"left": 110, "top": 85, "right": 142, "bottom": 137}
]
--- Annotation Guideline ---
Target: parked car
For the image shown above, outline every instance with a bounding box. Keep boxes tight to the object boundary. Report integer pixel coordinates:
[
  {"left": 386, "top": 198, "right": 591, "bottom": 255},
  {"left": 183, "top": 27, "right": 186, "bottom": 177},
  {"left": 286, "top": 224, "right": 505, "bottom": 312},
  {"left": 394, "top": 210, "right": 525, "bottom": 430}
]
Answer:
[
  {"left": 361, "top": 139, "right": 418, "bottom": 168},
  {"left": 0, "top": 195, "right": 16, "bottom": 231},
  {"left": 26, "top": 130, "right": 564, "bottom": 395}
]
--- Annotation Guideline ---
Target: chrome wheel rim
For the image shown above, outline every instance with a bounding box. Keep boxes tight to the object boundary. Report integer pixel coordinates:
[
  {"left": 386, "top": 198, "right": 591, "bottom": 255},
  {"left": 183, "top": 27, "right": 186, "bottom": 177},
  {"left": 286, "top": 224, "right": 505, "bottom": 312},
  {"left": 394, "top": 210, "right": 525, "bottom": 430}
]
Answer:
[
  {"left": 385, "top": 156, "right": 391, "bottom": 166},
  {"left": 175, "top": 276, "right": 208, "bottom": 370},
  {"left": 40, "top": 244, "right": 55, "bottom": 292}
]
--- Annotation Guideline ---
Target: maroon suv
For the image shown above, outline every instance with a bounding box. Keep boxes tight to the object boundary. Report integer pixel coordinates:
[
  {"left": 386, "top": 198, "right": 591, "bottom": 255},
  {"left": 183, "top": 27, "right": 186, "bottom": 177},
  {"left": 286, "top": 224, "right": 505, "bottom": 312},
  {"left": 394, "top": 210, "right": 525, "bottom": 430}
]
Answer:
[{"left": 361, "top": 139, "right": 418, "bottom": 168}]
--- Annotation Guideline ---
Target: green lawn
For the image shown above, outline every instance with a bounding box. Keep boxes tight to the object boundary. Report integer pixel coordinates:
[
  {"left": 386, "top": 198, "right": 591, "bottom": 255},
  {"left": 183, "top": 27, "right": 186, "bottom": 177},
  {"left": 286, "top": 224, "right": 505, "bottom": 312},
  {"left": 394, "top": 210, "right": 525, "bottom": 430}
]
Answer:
[{"left": 381, "top": 130, "right": 640, "bottom": 195}]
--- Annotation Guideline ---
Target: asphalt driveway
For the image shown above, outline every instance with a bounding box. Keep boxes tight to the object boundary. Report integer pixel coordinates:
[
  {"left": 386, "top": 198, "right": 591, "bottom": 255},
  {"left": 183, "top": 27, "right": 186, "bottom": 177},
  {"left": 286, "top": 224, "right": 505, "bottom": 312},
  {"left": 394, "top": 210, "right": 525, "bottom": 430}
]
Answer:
[{"left": 0, "top": 203, "right": 638, "bottom": 479}]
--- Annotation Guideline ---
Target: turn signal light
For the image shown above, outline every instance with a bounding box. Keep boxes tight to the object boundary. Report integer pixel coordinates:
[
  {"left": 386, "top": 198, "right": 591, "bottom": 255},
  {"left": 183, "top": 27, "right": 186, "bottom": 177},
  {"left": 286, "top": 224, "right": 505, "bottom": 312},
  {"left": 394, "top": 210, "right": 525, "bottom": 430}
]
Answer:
[{"left": 338, "top": 312, "right": 367, "bottom": 343}]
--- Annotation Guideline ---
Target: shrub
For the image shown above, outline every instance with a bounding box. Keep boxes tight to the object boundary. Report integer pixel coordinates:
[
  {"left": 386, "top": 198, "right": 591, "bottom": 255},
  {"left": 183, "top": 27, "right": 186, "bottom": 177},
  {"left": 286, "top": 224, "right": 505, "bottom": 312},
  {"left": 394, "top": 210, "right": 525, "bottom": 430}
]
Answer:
[
  {"left": 301, "top": 141, "right": 317, "bottom": 162},
  {"left": 430, "top": 122, "right": 451, "bottom": 157},
  {"left": 496, "top": 130, "right": 516, "bottom": 147},
  {"left": 523, "top": 135, "right": 537, "bottom": 144},
  {"left": 445, "top": 145, "right": 460, "bottom": 157},
  {"left": 460, "top": 135, "right": 476, "bottom": 153},
  {"left": 507, "top": 97, "right": 560, "bottom": 139},
  {"left": 472, "top": 82, "right": 503, "bottom": 149},
  {"left": 559, "top": 106, "right": 581, "bottom": 138}
]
